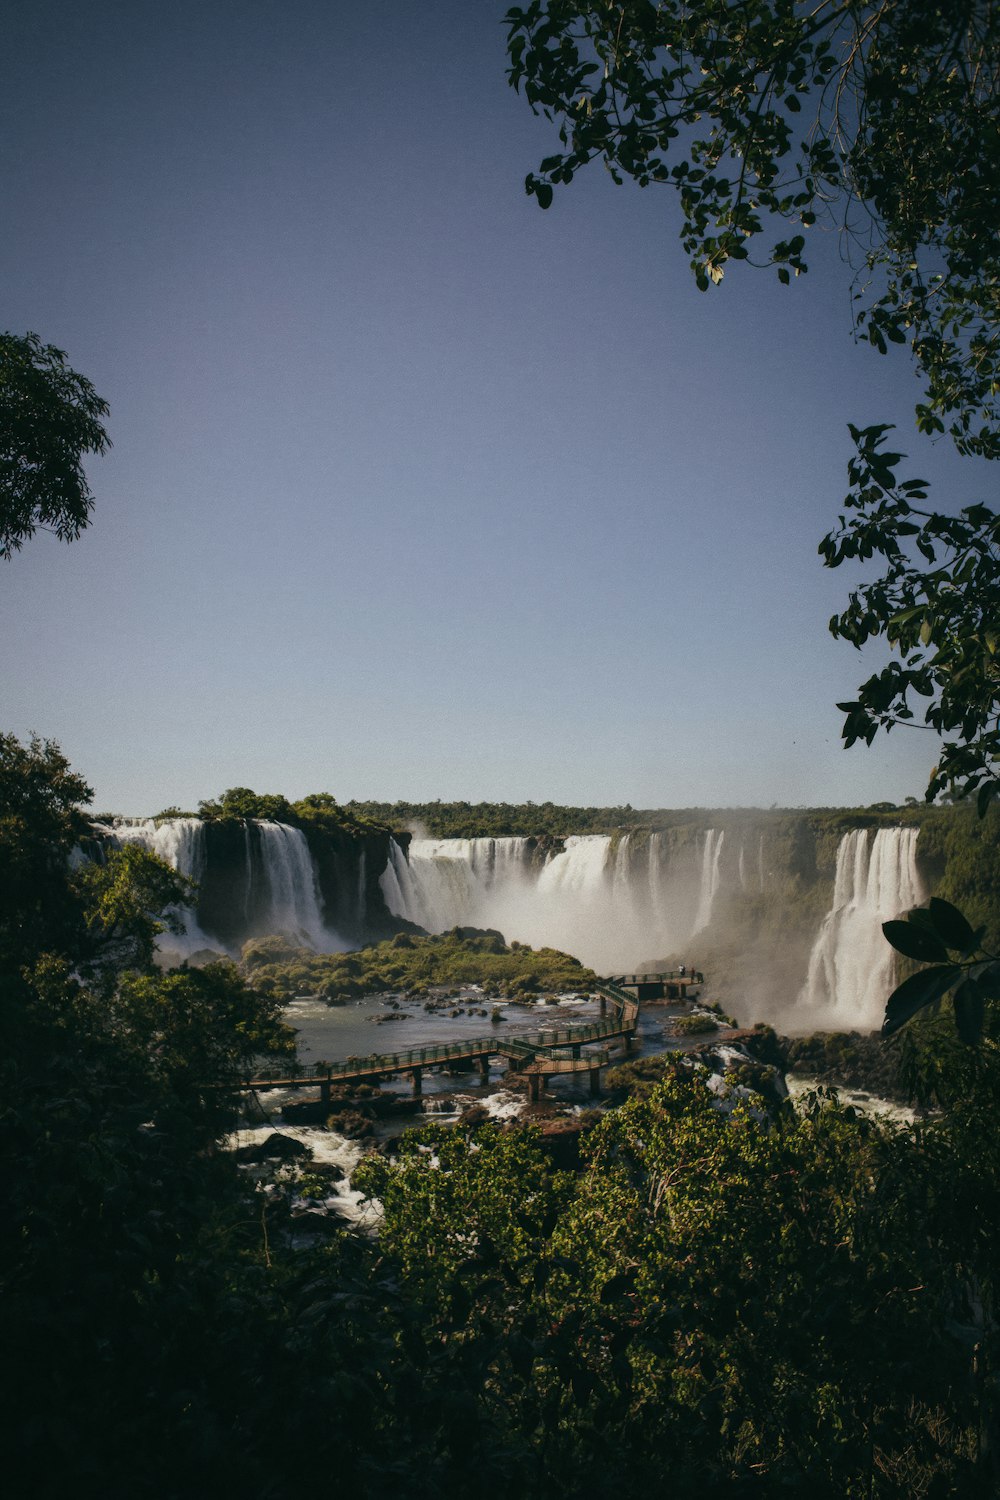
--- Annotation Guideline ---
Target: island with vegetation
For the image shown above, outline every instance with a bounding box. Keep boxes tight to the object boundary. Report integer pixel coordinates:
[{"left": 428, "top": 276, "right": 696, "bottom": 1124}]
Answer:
[{"left": 242, "top": 927, "right": 597, "bottom": 1002}]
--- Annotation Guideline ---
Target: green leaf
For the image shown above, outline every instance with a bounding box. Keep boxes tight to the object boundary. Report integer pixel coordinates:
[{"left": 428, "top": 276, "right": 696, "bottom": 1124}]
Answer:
[
  {"left": 599, "top": 1271, "right": 637, "bottom": 1304},
  {"left": 969, "top": 960, "right": 1000, "bottom": 999},
  {"left": 881, "top": 919, "right": 950, "bottom": 963},
  {"left": 883, "top": 965, "right": 962, "bottom": 1036},
  {"left": 925, "top": 897, "right": 978, "bottom": 954},
  {"left": 952, "top": 979, "right": 985, "bottom": 1045}
]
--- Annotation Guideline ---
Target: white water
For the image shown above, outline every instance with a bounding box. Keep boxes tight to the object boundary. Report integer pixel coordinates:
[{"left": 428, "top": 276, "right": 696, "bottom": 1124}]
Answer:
[
  {"left": 227, "top": 1123, "right": 374, "bottom": 1227},
  {"left": 381, "top": 836, "right": 536, "bottom": 933},
  {"left": 380, "top": 829, "right": 724, "bottom": 973},
  {"left": 693, "top": 829, "right": 724, "bottom": 933},
  {"left": 798, "top": 828, "right": 923, "bottom": 1030},
  {"left": 95, "top": 816, "right": 215, "bottom": 956},
  {"left": 98, "top": 815, "right": 207, "bottom": 881},
  {"left": 253, "top": 822, "right": 330, "bottom": 948},
  {"left": 96, "top": 816, "right": 340, "bottom": 957}
]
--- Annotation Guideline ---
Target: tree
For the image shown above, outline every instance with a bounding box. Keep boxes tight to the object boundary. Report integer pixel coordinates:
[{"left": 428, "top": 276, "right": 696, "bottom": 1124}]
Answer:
[
  {"left": 0, "top": 731, "right": 94, "bottom": 981},
  {"left": 506, "top": 0, "right": 1000, "bottom": 457},
  {"left": 0, "top": 331, "right": 111, "bottom": 559},
  {"left": 822, "top": 424, "right": 1000, "bottom": 812},
  {"left": 506, "top": 1, "right": 1000, "bottom": 807},
  {"left": 0, "top": 732, "right": 200, "bottom": 985},
  {"left": 506, "top": 2, "right": 1000, "bottom": 1043},
  {"left": 76, "top": 841, "right": 197, "bottom": 971},
  {"left": 197, "top": 785, "right": 294, "bottom": 823},
  {"left": 355, "top": 1072, "right": 995, "bottom": 1492}
]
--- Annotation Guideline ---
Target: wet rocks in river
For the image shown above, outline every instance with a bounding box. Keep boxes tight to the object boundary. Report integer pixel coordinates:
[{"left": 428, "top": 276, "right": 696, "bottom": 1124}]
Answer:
[
  {"left": 235, "top": 1132, "right": 312, "bottom": 1164},
  {"left": 333, "top": 1109, "right": 376, "bottom": 1139},
  {"left": 533, "top": 1115, "right": 596, "bottom": 1171}
]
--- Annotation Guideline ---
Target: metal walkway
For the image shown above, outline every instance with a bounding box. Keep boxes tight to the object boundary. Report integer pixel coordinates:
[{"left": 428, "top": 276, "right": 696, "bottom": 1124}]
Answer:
[{"left": 247, "top": 981, "right": 640, "bottom": 1102}]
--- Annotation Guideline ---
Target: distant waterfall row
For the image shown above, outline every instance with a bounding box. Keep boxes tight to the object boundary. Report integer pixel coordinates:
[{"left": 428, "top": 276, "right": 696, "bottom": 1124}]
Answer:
[
  {"left": 382, "top": 826, "right": 924, "bottom": 1029},
  {"left": 95, "top": 816, "right": 925, "bottom": 1030},
  {"left": 380, "top": 830, "right": 730, "bottom": 974}
]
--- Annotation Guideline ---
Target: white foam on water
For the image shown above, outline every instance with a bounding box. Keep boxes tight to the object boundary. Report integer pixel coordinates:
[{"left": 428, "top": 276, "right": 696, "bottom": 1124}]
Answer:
[{"left": 226, "top": 1123, "right": 376, "bottom": 1226}]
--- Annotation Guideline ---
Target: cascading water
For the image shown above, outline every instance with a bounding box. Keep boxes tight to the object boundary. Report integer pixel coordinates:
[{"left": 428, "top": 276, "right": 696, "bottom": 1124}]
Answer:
[
  {"left": 95, "top": 816, "right": 342, "bottom": 957},
  {"left": 94, "top": 816, "right": 213, "bottom": 956},
  {"left": 252, "top": 822, "right": 330, "bottom": 948},
  {"left": 98, "top": 815, "right": 207, "bottom": 882},
  {"left": 692, "top": 829, "right": 724, "bottom": 933},
  {"left": 798, "top": 827, "right": 923, "bottom": 1029},
  {"left": 736, "top": 834, "right": 765, "bottom": 892},
  {"left": 98, "top": 811, "right": 938, "bottom": 1033},
  {"left": 380, "top": 830, "right": 719, "bottom": 973},
  {"left": 380, "top": 836, "right": 537, "bottom": 935}
]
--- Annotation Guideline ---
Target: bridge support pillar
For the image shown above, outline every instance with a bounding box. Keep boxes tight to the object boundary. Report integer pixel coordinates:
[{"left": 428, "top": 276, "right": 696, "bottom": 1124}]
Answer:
[
  {"left": 318, "top": 1078, "right": 331, "bottom": 1106},
  {"left": 599, "top": 995, "right": 607, "bottom": 1015},
  {"left": 589, "top": 1064, "right": 601, "bottom": 1097},
  {"left": 527, "top": 1074, "right": 542, "bottom": 1104},
  {"left": 479, "top": 1054, "right": 490, "bottom": 1081},
  {"left": 624, "top": 1032, "right": 635, "bottom": 1054},
  {"left": 571, "top": 1044, "right": 581, "bottom": 1059},
  {"left": 411, "top": 1067, "right": 422, "bottom": 1097}
]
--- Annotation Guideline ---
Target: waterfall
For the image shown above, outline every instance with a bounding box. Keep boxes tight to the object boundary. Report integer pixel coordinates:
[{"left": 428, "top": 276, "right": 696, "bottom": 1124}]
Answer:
[
  {"left": 94, "top": 816, "right": 212, "bottom": 955},
  {"left": 380, "top": 838, "right": 415, "bottom": 920},
  {"left": 692, "top": 829, "right": 724, "bottom": 933},
  {"left": 379, "top": 831, "right": 712, "bottom": 973},
  {"left": 92, "top": 810, "right": 937, "bottom": 1031},
  {"left": 380, "top": 835, "right": 536, "bottom": 935},
  {"left": 736, "top": 835, "right": 764, "bottom": 892},
  {"left": 98, "top": 815, "right": 206, "bottom": 882},
  {"left": 253, "top": 822, "right": 330, "bottom": 948},
  {"left": 799, "top": 827, "right": 923, "bottom": 1029},
  {"left": 95, "top": 815, "right": 341, "bottom": 956}
]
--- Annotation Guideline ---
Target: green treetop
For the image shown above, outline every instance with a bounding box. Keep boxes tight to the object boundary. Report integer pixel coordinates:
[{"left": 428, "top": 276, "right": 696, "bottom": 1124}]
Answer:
[
  {"left": 0, "top": 331, "right": 111, "bottom": 559},
  {"left": 507, "top": 0, "right": 1000, "bottom": 458}
]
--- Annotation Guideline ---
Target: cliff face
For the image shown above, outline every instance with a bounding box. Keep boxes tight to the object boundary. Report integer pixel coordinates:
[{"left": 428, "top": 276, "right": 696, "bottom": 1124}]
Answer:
[
  {"left": 90, "top": 815, "right": 415, "bottom": 957},
  {"left": 304, "top": 825, "right": 413, "bottom": 945}
]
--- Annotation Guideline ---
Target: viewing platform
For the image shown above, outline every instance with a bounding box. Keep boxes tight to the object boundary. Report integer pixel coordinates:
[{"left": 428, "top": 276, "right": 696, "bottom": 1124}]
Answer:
[{"left": 608, "top": 970, "right": 703, "bottom": 1001}]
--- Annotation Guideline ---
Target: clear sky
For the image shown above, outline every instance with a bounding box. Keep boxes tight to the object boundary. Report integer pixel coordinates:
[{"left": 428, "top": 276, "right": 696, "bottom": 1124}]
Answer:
[{"left": 1, "top": 0, "right": 993, "bottom": 813}]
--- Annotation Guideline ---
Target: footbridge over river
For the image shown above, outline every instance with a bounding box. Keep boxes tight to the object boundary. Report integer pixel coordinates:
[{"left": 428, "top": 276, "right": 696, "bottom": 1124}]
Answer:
[{"left": 249, "top": 980, "right": 643, "bottom": 1105}]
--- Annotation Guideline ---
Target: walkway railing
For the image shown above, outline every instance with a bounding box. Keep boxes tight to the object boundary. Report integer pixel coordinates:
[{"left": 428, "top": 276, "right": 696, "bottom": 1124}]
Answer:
[{"left": 249, "top": 981, "right": 639, "bottom": 1090}]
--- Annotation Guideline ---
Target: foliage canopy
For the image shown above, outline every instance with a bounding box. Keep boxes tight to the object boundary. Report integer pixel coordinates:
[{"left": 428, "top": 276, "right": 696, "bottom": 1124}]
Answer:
[
  {"left": 0, "top": 330, "right": 111, "bottom": 559},
  {"left": 507, "top": 1, "right": 1000, "bottom": 813},
  {"left": 507, "top": 0, "right": 1000, "bottom": 458},
  {"left": 4, "top": 731, "right": 1000, "bottom": 1493},
  {"left": 823, "top": 425, "right": 1000, "bottom": 810},
  {"left": 243, "top": 928, "right": 596, "bottom": 1003}
]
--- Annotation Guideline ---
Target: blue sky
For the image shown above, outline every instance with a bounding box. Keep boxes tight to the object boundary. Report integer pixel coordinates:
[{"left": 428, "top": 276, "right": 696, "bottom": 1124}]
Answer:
[{"left": 2, "top": 0, "right": 993, "bottom": 813}]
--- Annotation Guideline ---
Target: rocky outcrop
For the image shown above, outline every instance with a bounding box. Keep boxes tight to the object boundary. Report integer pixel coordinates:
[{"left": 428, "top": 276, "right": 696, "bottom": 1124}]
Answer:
[
  {"left": 234, "top": 1132, "right": 311, "bottom": 1164},
  {"left": 782, "top": 1030, "right": 910, "bottom": 1104}
]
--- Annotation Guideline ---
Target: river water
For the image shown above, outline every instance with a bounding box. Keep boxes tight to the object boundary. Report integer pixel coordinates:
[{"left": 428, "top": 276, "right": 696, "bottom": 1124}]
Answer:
[{"left": 230, "top": 987, "right": 687, "bottom": 1225}]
